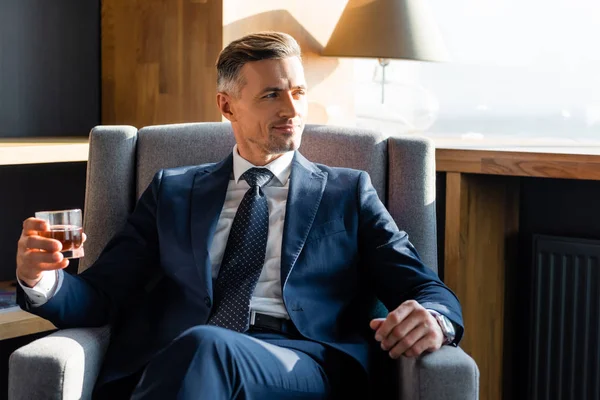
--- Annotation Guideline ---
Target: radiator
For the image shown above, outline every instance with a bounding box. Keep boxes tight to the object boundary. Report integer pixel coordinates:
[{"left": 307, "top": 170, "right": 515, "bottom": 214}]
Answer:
[{"left": 529, "top": 235, "right": 600, "bottom": 400}]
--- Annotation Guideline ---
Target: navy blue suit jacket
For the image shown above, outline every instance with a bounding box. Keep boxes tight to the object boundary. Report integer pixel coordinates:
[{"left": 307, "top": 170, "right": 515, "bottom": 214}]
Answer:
[{"left": 19, "top": 151, "right": 463, "bottom": 385}]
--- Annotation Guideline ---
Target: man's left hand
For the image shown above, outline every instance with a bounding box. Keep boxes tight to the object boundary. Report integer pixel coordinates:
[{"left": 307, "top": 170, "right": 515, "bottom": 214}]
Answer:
[{"left": 370, "top": 300, "right": 444, "bottom": 359}]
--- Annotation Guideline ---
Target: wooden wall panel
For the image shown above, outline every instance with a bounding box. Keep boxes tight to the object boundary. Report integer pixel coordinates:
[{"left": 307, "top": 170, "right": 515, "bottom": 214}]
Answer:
[
  {"left": 444, "top": 172, "right": 520, "bottom": 400},
  {"left": 101, "top": 0, "right": 222, "bottom": 127}
]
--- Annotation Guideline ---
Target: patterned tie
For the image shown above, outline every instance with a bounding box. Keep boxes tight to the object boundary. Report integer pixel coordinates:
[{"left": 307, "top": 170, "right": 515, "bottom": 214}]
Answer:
[{"left": 207, "top": 167, "right": 274, "bottom": 332}]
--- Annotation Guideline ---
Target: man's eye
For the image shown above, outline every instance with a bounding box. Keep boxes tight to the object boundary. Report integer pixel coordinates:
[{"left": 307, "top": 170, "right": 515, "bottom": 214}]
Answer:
[
  {"left": 292, "top": 90, "right": 306, "bottom": 99},
  {"left": 264, "top": 92, "right": 277, "bottom": 99}
]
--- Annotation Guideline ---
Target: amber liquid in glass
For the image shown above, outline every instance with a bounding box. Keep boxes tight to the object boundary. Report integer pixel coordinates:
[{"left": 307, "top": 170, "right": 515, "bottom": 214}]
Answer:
[{"left": 41, "top": 225, "right": 83, "bottom": 250}]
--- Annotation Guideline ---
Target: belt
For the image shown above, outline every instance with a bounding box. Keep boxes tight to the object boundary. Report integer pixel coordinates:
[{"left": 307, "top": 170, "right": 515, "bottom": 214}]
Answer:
[{"left": 249, "top": 311, "right": 297, "bottom": 335}]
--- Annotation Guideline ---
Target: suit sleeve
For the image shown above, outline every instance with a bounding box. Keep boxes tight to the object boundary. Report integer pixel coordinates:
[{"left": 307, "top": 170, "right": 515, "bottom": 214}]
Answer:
[
  {"left": 17, "top": 170, "right": 164, "bottom": 329},
  {"left": 357, "top": 171, "right": 464, "bottom": 344}
]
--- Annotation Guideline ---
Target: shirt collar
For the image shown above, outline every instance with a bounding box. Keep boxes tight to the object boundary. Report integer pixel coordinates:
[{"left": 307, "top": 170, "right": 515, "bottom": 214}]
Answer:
[{"left": 232, "top": 144, "right": 294, "bottom": 186}]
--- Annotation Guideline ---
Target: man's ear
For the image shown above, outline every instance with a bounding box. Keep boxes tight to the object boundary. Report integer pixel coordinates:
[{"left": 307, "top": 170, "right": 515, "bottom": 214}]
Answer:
[{"left": 216, "top": 92, "right": 237, "bottom": 122}]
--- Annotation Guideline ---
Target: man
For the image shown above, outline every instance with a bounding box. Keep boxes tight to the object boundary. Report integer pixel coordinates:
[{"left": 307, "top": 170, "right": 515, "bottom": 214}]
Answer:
[{"left": 16, "top": 32, "right": 463, "bottom": 399}]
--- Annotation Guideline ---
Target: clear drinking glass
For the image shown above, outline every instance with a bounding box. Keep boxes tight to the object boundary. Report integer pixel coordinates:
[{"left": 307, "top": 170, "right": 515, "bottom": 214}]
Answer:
[{"left": 34, "top": 209, "right": 84, "bottom": 259}]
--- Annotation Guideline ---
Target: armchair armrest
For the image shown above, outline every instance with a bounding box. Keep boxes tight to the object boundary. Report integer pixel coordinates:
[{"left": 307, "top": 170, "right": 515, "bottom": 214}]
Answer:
[
  {"left": 397, "top": 346, "right": 479, "bottom": 400},
  {"left": 8, "top": 325, "right": 111, "bottom": 400}
]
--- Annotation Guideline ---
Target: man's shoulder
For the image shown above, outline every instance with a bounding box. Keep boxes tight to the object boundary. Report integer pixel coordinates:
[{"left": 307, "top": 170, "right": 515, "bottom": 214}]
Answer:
[
  {"left": 311, "top": 162, "right": 365, "bottom": 180},
  {"left": 160, "top": 163, "right": 216, "bottom": 178},
  {"left": 154, "top": 162, "right": 219, "bottom": 187}
]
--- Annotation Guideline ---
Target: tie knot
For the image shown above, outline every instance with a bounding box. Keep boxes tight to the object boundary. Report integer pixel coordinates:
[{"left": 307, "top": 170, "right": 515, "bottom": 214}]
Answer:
[{"left": 241, "top": 168, "right": 274, "bottom": 188}]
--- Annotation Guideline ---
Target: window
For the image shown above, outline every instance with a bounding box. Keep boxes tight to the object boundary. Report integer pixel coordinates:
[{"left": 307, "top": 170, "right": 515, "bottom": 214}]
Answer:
[{"left": 354, "top": 0, "right": 600, "bottom": 144}]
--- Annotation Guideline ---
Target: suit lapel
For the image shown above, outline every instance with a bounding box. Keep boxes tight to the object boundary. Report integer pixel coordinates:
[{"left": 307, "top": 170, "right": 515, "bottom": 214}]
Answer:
[
  {"left": 190, "top": 153, "right": 233, "bottom": 298},
  {"left": 281, "top": 152, "right": 327, "bottom": 288}
]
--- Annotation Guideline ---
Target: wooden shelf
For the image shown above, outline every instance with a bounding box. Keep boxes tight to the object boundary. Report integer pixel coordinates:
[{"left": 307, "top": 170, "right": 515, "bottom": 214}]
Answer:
[
  {"left": 0, "top": 309, "right": 56, "bottom": 341},
  {"left": 0, "top": 137, "right": 89, "bottom": 166},
  {"left": 0, "top": 280, "right": 56, "bottom": 340},
  {"left": 436, "top": 147, "right": 600, "bottom": 180}
]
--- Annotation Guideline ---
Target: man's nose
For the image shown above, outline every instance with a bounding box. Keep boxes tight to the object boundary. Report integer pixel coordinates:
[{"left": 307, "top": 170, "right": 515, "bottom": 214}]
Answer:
[{"left": 279, "top": 92, "right": 300, "bottom": 118}]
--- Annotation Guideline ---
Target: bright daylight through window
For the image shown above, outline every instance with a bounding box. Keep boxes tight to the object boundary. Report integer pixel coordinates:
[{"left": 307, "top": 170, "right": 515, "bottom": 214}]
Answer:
[{"left": 353, "top": 0, "right": 600, "bottom": 149}]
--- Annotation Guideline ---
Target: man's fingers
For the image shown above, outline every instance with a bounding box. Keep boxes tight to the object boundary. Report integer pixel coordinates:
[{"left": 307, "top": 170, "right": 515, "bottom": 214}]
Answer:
[
  {"left": 17, "top": 258, "right": 69, "bottom": 284},
  {"left": 24, "top": 249, "right": 64, "bottom": 265},
  {"left": 403, "top": 329, "right": 443, "bottom": 358},
  {"left": 82, "top": 232, "right": 87, "bottom": 243},
  {"left": 374, "top": 300, "right": 419, "bottom": 341},
  {"left": 369, "top": 318, "right": 385, "bottom": 330},
  {"left": 22, "top": 218, "right": 48, "bottom": 234},
  {"left": 388, "top": 323, "right": 430, "bottom": 359},
  {"left": 380, "top": 312, "right": 423, "bottom": 351},
  {"left": 38, "top": 259, "right": 70, "bottom": 271},
  {"left": 31, "top": 258, "right": 70, "bottom": 272},
  {"left": 17, "top": 218, "right": 71, "bottom": 286},
  {"left": 24, "top": 236, "right": 63, "bottom": 252}
]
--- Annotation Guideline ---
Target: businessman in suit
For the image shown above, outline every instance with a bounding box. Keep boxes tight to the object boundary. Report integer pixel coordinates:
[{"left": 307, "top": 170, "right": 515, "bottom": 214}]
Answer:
[{"left": 16, "top": 32, "right": 463, "bottom": 399}]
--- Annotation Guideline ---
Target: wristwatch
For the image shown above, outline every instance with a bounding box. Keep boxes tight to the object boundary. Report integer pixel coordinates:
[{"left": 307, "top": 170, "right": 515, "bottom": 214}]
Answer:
[{"left": 429, "top": 310, "right": 456, "bottom": 345}]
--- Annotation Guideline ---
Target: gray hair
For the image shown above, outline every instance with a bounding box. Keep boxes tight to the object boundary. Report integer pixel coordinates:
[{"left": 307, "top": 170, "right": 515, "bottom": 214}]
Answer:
[{"left": 216, "top": 31, "right": 302, "bottom": 96}]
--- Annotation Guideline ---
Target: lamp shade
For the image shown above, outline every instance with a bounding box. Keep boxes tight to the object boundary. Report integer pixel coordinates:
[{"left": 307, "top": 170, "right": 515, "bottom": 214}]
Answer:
[{"left": 322, "top": 0, "right": 449, "bottom": 62}]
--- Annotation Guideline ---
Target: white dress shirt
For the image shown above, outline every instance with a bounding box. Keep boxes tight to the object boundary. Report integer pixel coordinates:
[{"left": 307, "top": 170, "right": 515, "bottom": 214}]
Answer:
[{"left": 21, "top": 145, "right": 293, "bottom": 320}]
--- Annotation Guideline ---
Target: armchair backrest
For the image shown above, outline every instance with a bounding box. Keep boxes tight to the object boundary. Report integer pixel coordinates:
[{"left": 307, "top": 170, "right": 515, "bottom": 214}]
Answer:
[
  {"left": 81, "top": 123, "right": 436, "bottom": 274},
  {"left": 387, "top": 136, "right": 438, "bottom": 273}
]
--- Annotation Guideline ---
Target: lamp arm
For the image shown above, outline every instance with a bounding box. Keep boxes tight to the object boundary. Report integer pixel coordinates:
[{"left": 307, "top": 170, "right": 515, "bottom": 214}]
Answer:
[{"left": 378, "top": 58, "right": 390, "bottom": 104}]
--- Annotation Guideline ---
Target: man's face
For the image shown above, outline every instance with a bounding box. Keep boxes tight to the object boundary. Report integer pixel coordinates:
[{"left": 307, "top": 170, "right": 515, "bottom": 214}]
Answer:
[{"left": 219, "top": 57, "right": 307, "bottom": 164}]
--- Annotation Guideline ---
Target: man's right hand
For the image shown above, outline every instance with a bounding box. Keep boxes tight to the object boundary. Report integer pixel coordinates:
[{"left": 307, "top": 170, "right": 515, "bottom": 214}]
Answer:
[{"left": 16, "top": 218, "right": 68, "bottom": 288}]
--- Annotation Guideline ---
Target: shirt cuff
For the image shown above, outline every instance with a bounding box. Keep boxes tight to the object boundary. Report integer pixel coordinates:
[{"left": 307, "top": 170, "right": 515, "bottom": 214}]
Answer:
[{"left": 18, "top": 269, "right": 63, "bottom": 307}]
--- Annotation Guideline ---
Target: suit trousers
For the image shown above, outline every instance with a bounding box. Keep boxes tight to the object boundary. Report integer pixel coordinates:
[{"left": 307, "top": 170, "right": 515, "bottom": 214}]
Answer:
[{"left": 94, "top": 325, "right": 367, "bottom": 400}]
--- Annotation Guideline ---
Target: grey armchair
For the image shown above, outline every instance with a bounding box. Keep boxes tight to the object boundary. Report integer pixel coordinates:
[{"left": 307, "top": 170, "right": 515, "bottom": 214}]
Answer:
[{"left": 9, "top": 123, "right": 479, "bottom": 400}]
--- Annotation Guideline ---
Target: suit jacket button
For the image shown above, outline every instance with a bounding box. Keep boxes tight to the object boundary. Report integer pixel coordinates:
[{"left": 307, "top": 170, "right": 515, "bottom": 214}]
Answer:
[{"left": 204, "top": 296, "right": 212, "bottom": 307}]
